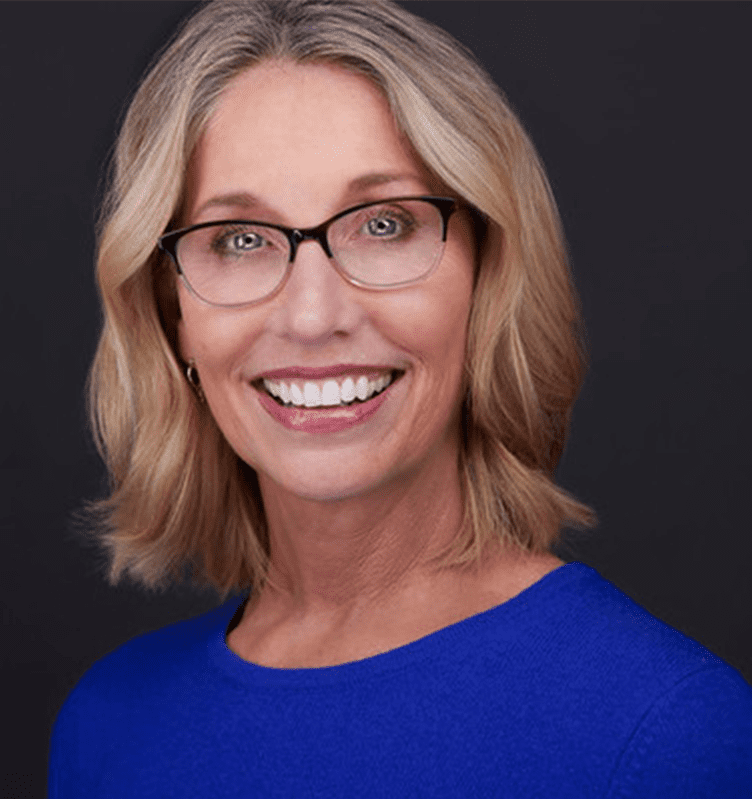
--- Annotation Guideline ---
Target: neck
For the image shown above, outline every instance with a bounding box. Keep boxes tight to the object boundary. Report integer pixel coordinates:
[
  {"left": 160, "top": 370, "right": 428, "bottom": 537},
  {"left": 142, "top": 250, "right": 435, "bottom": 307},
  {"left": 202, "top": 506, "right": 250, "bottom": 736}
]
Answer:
[{"left": 256, "top": 439, "right": 466, "bottom": 617}]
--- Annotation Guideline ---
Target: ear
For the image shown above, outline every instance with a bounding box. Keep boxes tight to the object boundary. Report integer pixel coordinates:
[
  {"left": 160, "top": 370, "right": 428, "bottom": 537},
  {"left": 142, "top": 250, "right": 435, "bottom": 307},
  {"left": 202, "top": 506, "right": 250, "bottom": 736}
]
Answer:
[
  {"left": 153, "top": 257, "right": 185, "bottom": 362},
  {"left": 177, "top": 317, "right": 189, "bottom": 365}
]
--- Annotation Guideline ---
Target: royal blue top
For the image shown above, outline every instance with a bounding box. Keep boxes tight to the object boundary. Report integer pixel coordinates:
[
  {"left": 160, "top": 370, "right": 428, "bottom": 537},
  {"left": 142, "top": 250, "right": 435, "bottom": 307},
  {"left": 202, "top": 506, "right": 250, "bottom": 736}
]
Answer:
[{"left": 49, "top": 562, "right": 752, "bottom": 797}]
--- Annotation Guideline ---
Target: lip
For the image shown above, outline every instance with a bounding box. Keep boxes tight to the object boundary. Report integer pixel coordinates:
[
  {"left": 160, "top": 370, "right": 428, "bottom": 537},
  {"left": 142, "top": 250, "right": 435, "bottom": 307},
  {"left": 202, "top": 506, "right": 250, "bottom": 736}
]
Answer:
[
  {"left": 253, "top": 370, "right": 403, "bottom": 434},
  {"left": 253, "top": 364, "right": 400, "bottom": 381}
]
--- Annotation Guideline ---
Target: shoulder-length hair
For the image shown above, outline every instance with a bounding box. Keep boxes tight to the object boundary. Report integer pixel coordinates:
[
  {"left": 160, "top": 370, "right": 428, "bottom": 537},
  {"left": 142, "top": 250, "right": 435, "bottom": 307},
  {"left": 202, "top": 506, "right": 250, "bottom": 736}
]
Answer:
[{"left": 89, "top": 0, "right": 595, "bottom": 596}]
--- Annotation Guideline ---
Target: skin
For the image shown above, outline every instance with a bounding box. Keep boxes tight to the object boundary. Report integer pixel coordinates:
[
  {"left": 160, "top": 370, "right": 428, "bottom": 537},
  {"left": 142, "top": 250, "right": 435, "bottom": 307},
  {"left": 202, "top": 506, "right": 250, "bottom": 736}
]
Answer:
[{"left": 178, "top": 61, "right": 562, "bottom": 668}]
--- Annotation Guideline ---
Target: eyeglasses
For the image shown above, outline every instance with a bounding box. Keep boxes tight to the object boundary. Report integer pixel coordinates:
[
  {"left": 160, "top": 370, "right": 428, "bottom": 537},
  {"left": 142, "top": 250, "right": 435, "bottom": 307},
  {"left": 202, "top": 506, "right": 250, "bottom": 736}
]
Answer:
[{"left": 157, "top": 195, "right": 459, "bottom": 307}]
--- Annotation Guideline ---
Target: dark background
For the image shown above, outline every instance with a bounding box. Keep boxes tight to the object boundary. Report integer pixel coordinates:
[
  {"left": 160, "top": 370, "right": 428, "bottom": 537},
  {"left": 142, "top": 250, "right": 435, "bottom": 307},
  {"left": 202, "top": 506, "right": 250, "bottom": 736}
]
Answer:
[{"left": 2, "top": 2, "right": 751, "bottom": 796}]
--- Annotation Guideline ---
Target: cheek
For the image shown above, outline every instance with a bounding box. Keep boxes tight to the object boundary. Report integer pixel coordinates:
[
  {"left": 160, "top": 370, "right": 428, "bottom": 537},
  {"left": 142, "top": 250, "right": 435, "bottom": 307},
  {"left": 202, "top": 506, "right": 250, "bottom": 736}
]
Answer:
[
  {"left": 176, "top": 295, "right": 264, "bottom": 409},
  {"left": 401, "top": 265, "right": 474, "bottom": 364},
  {"left": 177, "top": 305, "right": 261, "bottom": 453},
  {"left": 375, "top": 271, "right": 473, "bottom": 399},
  {"left": 399, "top": 304, "right": 468, "bottom": 362}
]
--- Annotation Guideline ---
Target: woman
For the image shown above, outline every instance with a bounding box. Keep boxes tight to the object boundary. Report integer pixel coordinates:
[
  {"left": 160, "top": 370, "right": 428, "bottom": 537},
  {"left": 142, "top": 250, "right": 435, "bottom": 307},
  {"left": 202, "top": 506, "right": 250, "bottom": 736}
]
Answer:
[{"left": 49, "top": 1, "right": 752, "bottom": 796}]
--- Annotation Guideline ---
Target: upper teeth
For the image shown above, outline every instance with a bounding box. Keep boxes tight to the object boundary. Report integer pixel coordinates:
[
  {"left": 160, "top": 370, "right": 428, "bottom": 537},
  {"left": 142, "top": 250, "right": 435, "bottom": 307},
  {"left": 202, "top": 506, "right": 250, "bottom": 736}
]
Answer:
[{"left": 262, "top": 372, "right": 395, "bottom": 407}]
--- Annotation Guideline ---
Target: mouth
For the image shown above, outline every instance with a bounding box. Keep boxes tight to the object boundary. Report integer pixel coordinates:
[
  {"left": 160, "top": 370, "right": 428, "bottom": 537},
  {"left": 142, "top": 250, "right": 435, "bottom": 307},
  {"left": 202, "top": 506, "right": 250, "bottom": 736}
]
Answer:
[{"left": 254, "top": 369, "right": 404, "bottom": 409}]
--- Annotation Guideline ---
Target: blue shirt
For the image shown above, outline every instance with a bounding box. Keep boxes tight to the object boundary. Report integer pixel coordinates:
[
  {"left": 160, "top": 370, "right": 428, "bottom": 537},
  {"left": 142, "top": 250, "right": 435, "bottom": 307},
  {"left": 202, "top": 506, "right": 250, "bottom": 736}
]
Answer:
[{"left": 49, "top": 562, "right": 752, "bottom": 797}]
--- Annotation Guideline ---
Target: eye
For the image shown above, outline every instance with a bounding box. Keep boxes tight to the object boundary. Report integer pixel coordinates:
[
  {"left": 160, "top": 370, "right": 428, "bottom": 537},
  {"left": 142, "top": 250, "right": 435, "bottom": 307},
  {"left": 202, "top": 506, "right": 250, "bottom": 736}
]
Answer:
[
  {"left": 366, "top": 216, "right": 399, "bottom": 237},
  {"left": 359, "top": 207, "right": 415, "bottom": 240},
  {"left": 231, "top": 232, "right": 264, "bottom": 251},
  {"left": 212, "top": 227, "right": 266, "bottom": 256}
]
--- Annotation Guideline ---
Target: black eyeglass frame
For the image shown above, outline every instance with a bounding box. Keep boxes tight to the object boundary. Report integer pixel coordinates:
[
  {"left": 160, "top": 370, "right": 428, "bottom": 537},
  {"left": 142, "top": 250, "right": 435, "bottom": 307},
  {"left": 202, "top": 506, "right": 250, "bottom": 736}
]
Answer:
[{"left": 157, "top": 195, "right": 461, "bottom": 307}]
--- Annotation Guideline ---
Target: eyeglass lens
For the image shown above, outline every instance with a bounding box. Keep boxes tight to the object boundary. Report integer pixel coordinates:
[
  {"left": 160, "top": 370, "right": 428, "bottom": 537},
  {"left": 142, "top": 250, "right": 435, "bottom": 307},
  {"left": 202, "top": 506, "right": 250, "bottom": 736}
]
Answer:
[{"left": 175, "top": 199, "right": 446, "bottom": 306}]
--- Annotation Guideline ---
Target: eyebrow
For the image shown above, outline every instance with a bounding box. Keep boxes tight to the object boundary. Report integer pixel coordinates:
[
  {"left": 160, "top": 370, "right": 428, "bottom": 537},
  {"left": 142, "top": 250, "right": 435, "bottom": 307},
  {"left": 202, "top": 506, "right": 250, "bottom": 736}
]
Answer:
[{"left": 193, "top": 172, "right": 425, "bottom": 219}]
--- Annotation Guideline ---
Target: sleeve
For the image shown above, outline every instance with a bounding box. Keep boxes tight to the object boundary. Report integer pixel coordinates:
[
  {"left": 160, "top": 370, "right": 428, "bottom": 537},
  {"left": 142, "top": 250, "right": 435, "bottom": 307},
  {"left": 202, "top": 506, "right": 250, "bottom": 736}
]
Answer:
[{"left": 605, "top": 665, "right": 752, "bottom": 798}]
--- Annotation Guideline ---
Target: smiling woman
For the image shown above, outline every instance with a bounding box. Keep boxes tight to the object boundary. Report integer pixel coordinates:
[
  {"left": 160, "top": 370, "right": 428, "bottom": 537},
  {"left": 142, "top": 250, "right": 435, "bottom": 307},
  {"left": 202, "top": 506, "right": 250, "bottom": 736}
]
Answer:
[
  {"left": 89, "top": 1, "right": 591, "bottom": 598},
  {"left": 49, "top": 1, "right": 752, "bottom": 797}
]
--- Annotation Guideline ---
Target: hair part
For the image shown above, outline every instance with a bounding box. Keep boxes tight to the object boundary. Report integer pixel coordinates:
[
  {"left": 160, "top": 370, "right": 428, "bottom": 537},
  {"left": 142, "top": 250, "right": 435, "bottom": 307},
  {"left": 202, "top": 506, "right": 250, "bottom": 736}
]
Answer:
[{"left": 88, "top": 0, "right": 595, "bottom": 597}]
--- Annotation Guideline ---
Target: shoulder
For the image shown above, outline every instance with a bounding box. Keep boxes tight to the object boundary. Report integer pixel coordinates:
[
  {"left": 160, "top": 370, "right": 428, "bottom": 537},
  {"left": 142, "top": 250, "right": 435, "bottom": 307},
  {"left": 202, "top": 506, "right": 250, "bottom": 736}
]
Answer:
[
  {"left": 52, "top": 595, "right": 244, "bottom": 738},
  {"left": 519, "top": 563, "right": 752, "bottom": 792},
  {"left": 531, "top": 562, "right": 729, "bottom": 681},
  {"left": 479, "top": 549, "right": 725, "bottom": 684},
  {"left": 48, "top": 595, "right": 245, "bottom": 798}
]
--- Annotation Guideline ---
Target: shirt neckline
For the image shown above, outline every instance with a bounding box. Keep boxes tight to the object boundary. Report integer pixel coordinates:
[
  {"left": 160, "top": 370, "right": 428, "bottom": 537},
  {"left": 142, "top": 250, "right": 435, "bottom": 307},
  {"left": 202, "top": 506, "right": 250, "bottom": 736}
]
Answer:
[{"left": 208, "top": 560, "right": 593, "bottom": 688}]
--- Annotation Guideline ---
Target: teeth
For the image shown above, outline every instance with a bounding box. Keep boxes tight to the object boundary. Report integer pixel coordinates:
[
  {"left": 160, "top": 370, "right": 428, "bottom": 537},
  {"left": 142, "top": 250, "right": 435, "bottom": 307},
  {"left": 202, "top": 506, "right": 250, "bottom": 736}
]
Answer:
[
  {"left": 290, "top": 383, "right": 304, "bottom": 406},
  {"left": 262, "top": 371, "right": 397, "bottom": 408},
  {"left": 355, "top": 376, "right": 369, "bottom": 401},
  {"left": 321, "top": 380, "right": 339, "bottom": 405},
  {"left": 340, "top": 377, "right": 355, "bottom": 403},
  {"left": 304, "top": 383, "right": 321, "bottom": 407}
]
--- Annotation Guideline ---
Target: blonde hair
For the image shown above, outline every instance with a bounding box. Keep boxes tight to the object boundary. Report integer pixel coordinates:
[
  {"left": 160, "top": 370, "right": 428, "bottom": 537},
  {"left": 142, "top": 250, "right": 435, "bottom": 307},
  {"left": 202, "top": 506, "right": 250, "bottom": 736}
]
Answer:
[{"left": 88, "top": 0, "right": 595, "bottom": 596}]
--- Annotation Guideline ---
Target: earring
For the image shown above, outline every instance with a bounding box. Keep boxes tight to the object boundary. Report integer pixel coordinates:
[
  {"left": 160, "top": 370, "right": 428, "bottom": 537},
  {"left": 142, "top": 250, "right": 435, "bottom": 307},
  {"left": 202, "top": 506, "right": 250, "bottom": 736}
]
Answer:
[{"left": 185, "top": 359, "right": 206, "bottom": 404}]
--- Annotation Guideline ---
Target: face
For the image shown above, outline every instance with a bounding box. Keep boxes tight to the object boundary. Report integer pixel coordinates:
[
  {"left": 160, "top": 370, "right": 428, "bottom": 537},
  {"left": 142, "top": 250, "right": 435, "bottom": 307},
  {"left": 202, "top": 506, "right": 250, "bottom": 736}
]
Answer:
[{"left": 178, "top": 61, "right": 475, "bottom": 502}]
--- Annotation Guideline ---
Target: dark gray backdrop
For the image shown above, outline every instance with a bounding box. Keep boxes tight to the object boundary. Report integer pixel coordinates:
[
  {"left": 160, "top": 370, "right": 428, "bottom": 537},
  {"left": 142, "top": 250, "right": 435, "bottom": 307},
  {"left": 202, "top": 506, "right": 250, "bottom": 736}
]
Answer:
[{"left": 2, "top": 2, "right": 751, "bottom": 797}]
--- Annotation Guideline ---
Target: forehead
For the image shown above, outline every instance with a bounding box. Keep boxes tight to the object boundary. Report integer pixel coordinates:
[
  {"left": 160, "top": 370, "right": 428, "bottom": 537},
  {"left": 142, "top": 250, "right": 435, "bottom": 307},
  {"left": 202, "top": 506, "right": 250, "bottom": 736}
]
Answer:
[{"left": 187, "top": 61, "right": 432, "bottom": 223}]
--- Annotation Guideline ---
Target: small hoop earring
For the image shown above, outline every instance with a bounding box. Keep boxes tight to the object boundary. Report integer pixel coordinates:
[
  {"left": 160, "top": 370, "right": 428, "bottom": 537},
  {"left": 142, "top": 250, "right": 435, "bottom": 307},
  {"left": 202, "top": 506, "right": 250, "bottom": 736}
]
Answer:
[{"left": 185, "top": 359, "right": 205, "bottom": 404}]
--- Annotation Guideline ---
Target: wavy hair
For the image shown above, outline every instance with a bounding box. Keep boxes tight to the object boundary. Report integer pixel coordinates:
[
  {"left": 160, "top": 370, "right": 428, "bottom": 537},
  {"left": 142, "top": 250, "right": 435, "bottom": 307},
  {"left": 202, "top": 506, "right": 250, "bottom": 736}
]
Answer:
[{"left": 88, "top": 0, "right": 595, "bottom": 596}]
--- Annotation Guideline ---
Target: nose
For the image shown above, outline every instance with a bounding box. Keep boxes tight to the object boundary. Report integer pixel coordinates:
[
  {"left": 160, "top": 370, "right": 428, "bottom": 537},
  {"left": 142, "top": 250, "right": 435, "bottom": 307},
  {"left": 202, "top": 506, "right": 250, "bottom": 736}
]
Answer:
[{"left": 270, "top": 238, "right": 360, "bottom": 344}]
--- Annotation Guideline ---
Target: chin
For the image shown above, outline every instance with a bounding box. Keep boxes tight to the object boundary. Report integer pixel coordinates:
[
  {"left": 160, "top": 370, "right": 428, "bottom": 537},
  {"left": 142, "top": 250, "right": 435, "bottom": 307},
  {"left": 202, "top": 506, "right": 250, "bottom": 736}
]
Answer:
[{"left": 256, "top": 455, "right": 399, "bottom": 504}]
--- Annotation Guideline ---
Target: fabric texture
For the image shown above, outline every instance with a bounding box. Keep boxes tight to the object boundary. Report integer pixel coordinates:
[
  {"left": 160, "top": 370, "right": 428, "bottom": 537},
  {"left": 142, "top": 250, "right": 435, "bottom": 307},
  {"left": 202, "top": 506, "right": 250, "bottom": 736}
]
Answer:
[{"left": 49, "top": 562, "right": 752, "bottom": 797}]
